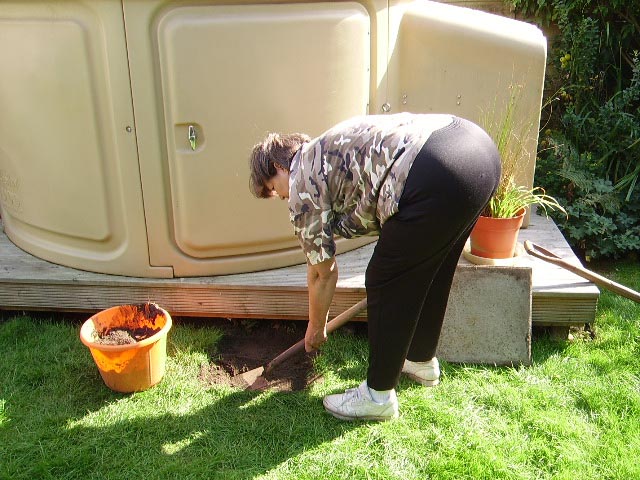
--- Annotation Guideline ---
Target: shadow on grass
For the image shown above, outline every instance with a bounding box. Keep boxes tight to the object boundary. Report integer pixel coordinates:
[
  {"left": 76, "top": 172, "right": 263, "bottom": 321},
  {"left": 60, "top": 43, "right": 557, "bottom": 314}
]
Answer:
[
  {"left": 3, "top": 374, "right": 358, "bottom": 479},
  {"left": 0, "top": 315, "right": 359, "bottom": 479},
  {"left": 59, "top": 388, "right": 356, "bottom": 479}
]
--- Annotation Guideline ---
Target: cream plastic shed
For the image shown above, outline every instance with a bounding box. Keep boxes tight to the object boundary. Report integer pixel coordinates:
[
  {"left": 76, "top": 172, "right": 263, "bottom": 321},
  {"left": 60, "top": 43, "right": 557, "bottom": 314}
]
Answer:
[{"left": 0, "top": 0, "right": 546, "bottom": 278}]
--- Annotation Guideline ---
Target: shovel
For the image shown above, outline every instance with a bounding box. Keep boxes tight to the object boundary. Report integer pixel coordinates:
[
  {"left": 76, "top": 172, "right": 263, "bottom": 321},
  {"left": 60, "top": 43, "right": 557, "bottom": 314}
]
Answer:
[
  {"left": 524, "top": 241, "right": 640, "bottom": 303},
  {"left": 239, "top": 298, "right": 368, "bottom": 390}
]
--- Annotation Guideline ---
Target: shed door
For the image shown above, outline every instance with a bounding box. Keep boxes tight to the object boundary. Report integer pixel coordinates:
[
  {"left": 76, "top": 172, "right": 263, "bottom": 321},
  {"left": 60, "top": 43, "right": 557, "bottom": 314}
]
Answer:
[{"left": 155, "top": 3, "right": 370, "bottom": 259}]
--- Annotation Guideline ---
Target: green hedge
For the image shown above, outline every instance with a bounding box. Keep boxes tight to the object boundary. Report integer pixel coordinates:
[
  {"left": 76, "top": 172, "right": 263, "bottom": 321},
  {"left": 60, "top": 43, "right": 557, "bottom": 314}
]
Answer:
[{"left": 509, "top": 0, "right": 640, "bottom": 260}]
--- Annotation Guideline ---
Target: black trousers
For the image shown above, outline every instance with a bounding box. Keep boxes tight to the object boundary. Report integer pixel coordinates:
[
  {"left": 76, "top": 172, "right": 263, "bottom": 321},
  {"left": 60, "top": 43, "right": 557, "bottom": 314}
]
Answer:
[{"left": 365, "top": 117, "right": 501, "bottom": 390}]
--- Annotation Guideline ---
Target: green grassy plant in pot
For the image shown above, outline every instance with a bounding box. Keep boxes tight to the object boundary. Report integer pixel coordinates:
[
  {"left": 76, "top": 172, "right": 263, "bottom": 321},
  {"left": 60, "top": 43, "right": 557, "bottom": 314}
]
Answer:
[
  {"left": 470, "top": 179, "right": 566, "bottom": 259},
  {"left": 469, "top": 85, "right": 566, "bottom": 260}
]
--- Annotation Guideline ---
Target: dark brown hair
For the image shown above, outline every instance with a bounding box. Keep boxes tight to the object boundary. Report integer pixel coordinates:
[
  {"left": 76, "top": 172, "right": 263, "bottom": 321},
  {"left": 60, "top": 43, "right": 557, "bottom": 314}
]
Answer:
[{"left": 249, "top": 132, "right": 310, "bottom": 198}]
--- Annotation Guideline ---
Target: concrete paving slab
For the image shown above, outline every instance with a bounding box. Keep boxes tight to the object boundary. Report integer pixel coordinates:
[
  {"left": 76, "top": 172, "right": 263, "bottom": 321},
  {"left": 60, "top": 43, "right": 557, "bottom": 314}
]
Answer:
[{"left": 436, "top": 265, "right": 532, "bottom": 366}]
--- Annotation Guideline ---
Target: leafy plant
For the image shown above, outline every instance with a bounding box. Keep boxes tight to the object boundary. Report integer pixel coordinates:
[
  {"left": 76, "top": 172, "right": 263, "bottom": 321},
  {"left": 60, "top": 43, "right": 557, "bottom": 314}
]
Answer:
[
  {"left": 509, "top": 0, "right": 640, "bottom": 259},
  {"left": 537, "top": 135, "right": 640, "bottom": 260}
]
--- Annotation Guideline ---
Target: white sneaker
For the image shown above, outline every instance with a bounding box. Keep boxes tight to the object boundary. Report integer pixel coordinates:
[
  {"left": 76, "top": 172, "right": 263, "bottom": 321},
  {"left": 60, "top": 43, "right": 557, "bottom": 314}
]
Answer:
[
  {"left": 402, "top": 357, "right": 440, "bottom": 386},
  {"left": 323, "top": 381, "right": 399, "bottom": 421}
]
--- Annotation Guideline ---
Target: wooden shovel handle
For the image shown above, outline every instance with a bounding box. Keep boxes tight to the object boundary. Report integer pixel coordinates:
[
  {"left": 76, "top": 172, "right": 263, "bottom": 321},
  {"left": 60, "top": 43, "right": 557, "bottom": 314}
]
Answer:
[
  {"left": 524, "top": 241, "right": 640, "bottom": 303},
  {"left": 264, "top": 298, "right": 368, "bottom": 374}
]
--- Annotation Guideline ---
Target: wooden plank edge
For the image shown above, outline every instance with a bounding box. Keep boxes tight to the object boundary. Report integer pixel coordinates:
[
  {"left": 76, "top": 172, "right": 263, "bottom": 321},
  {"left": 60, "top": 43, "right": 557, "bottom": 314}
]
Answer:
[{"left": 0, "top": 282, "right": 366, "bottom": 321}]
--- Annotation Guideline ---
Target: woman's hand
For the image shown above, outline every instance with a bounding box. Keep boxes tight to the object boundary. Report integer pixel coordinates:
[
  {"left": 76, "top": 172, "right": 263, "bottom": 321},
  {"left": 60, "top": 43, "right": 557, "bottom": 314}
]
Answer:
[{"left": 304, "top": 321, "right": 327, "bottom": 352}]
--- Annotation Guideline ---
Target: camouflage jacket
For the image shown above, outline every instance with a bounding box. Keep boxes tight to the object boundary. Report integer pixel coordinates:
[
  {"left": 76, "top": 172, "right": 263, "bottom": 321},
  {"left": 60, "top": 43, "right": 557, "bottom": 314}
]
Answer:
[{"left": 288, "top": 113, "right": 454, "bottom": 264}]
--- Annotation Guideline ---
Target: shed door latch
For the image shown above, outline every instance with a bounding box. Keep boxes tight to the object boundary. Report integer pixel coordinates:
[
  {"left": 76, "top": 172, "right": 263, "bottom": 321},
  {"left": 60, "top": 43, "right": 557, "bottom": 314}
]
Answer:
[{"left": 188, "top": 125, "right": 197, "bottom": 151}]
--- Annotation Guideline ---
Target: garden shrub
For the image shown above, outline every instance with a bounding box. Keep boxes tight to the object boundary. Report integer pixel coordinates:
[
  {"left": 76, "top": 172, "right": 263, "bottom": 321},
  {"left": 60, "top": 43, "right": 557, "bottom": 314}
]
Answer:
[{"left": 509, "top": 0, "right": 640, "bottom": 259}]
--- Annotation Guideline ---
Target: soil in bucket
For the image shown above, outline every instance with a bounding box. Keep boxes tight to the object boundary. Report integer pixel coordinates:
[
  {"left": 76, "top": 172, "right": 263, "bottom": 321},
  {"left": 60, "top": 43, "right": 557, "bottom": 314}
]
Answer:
[{"left": 92, "top": 303, "right": 164, "bottom": 346}]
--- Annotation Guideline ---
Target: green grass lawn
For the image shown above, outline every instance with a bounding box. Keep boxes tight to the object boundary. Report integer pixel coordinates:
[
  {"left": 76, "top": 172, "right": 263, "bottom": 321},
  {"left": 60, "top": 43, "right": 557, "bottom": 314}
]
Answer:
[{"left": 1, "top": 261, "right": 639, "bottom": 480}]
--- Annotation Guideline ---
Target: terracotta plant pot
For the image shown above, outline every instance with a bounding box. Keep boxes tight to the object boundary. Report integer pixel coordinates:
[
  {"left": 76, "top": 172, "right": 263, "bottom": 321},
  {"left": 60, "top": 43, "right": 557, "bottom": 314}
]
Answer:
[
  {"left": 80, "top": 303, "right": 172, "bottom": 393},
  {"left": 469, "top": 210, "right": 525, "bottom": 259}
]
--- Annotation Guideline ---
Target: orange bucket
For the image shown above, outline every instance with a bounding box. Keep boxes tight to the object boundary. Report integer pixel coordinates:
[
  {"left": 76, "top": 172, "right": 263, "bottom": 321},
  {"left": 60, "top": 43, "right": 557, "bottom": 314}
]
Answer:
[{"left": 80, "top": 303, "right": 172, "bottom": 393}]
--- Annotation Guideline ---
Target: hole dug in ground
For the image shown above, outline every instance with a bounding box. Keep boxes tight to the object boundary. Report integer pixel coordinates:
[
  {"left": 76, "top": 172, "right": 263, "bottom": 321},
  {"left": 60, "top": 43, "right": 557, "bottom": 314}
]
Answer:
[{"left": 198, "top": 319, "right": 322, "bottom": 392}]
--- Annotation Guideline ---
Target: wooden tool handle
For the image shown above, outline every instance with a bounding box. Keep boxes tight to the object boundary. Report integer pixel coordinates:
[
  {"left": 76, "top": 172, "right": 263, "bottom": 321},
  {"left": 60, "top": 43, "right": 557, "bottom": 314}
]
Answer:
[
  {"left": 264, "top": 298, "right": 368, "bottom": 374},
  {"left": 524, "top": 241, "right": 640, "bottom": 303}
]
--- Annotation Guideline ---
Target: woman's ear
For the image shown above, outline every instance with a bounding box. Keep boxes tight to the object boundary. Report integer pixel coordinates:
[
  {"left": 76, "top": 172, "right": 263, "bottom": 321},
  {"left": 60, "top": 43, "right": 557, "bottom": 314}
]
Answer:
[{"left": 273, "top": 162, "right": 287, "bottom": 173}]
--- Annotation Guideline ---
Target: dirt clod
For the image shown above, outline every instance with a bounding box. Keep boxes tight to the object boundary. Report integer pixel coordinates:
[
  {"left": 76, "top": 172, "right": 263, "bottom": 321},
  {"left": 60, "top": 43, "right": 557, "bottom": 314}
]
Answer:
[{"left": 198, "top": 319, "right": 321, "bottom": 392}]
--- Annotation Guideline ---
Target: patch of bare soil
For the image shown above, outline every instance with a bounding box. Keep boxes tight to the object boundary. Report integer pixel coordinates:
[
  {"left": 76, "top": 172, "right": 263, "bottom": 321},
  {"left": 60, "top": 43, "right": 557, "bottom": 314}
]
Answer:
[{"left": 198, "top": 320, "right": 322, "bottom": 392}]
